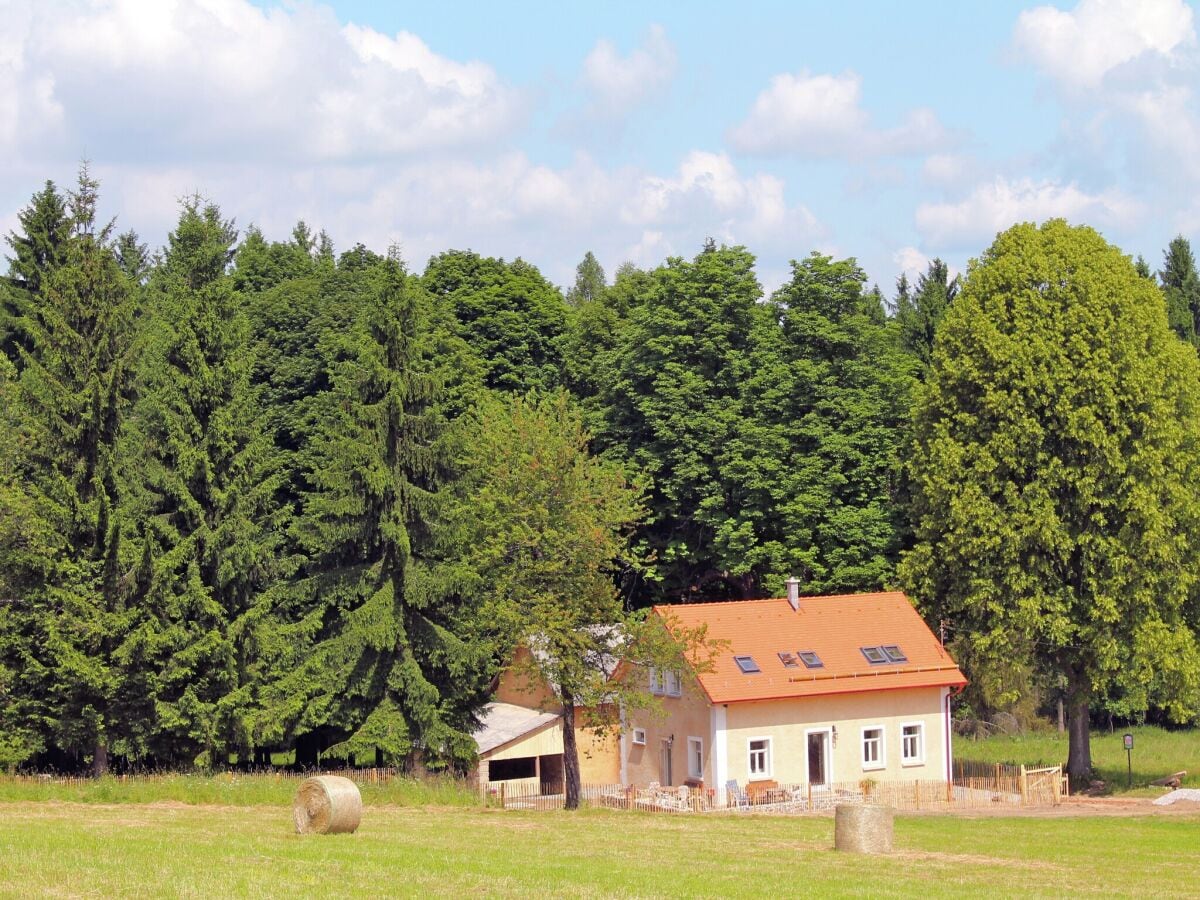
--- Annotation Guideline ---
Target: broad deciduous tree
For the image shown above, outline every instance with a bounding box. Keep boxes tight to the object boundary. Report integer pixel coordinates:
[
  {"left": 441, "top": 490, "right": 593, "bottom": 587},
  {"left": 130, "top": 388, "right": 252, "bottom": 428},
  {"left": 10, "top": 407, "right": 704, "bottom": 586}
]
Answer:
[{"left": 902, "top": 220, "right": 1200, "bottom": 784}]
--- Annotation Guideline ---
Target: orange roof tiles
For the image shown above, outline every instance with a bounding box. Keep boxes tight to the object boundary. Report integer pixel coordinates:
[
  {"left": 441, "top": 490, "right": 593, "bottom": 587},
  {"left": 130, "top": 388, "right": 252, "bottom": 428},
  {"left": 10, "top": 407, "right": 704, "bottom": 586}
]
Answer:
[{"left": 654, "top": 591, "right": 966, "bottom": 705}]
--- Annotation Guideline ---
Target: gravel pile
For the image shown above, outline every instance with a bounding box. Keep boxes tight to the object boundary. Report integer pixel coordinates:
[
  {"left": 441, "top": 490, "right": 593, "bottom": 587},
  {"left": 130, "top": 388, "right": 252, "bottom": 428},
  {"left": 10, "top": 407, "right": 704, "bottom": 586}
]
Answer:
[{"left": 1151, "top": 788, "right": 1200, "bottom": 806}]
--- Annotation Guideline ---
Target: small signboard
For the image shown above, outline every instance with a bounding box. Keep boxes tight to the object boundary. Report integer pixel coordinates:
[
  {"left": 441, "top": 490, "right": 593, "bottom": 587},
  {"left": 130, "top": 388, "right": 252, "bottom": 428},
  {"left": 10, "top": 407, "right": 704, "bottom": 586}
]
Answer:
[{"left": 1123, "top": 733, "right": 1134, "bottom": 750}]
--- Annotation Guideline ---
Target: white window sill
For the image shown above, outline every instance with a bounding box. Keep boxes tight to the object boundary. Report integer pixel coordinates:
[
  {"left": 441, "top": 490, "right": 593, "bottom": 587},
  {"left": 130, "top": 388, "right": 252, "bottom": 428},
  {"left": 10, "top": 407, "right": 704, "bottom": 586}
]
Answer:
[
  {"left": 901, "top": 759, "right": 924, "bottom": 767},
  {"left": 861, "top": 763, "right": 885, "bottom": 772}
]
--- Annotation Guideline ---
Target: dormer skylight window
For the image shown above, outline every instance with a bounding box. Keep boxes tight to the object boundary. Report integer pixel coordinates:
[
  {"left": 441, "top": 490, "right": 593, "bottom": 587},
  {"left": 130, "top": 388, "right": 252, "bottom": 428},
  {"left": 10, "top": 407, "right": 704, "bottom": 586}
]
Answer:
[
  {"left": 798, "top": 650, "right": 823, "bottom": 669},
  {"left": 861, "top": 646, "right": 888, "bottom": 665},
  {"left": 881, "top": 644, "right": 907, "bottom": 663},
  {"left": 777, "top": 652, "right": 799, "bottom": 669},
  {"left": 734, "top": 655, "right": 761, "bottom": 674}
]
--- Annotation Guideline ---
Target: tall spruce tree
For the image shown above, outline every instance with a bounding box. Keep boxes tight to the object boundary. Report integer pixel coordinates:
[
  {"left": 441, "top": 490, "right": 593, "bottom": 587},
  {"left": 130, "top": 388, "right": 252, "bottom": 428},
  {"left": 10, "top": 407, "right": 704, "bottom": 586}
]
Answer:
[
  {"left": 6, "top": 169, "right": 140, "bottom": 773},
  {"left": 255, "top": 253, "right": 488, "bottom": 769},
  {"left": 1160, "top": 236, "right": 1200, "bottom": 346},
  {"left": 897, "top": 258, "right": 958, "bottom": 367},
  {"left": 132, "top": 199, "right": 279, "bottom": 766},
  {"left": 2, "top": 181, "right": 71, "bottom": 365}
]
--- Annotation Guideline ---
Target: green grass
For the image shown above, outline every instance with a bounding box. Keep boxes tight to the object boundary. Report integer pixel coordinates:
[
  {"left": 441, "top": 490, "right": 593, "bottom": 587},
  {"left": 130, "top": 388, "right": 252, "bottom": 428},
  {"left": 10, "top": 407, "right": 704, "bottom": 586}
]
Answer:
[
  {"left": 0, "top": 773, "right": 478, "bottom": 807},
  {"left": 0, "top": 801, "right": 1197, "bottom": 898},
  {"left": 954, "top": 725, "right": 1200, "bottom": 793}
]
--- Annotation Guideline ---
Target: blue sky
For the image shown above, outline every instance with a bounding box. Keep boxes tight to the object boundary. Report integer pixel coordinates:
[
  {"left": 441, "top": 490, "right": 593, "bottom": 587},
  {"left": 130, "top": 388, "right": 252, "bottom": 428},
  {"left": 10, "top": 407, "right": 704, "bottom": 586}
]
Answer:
[{"left": 3, "top": 0, "right": 1198, "bottom": 293}]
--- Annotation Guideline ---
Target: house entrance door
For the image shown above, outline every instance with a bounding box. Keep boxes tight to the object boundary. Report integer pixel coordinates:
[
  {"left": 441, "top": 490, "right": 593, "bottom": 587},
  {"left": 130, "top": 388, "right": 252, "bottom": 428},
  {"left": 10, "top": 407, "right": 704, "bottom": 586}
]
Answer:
[
  {"left": 806, "top": 730, "right": 831, "bottom": 788},
  {"left": 660, "top": 739, "right": 673, "bottom": 786}
]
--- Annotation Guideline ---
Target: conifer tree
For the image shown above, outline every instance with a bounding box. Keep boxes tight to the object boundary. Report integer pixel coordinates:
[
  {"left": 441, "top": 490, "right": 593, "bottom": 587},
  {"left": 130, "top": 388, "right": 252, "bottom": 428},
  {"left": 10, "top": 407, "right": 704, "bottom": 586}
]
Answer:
[
  {"left": 1160, "top": 236, "right": 1200, "bottom": 346},
  {"left": 7, "top": 169, "right": 140, "bottom": 773},
  {"left": 256, "top": 253, "right": 488, "bottom": 769},
  {"left": 897, "top": 258, "right": 958, "bottom": 367},
  {"left": 132, "top": 199, "right": 279, "bottom": 766},
  {"left": 565, "top": 251, "right": 606, "bottom": 306},
  {"left": 2, "top": 181, "right": 71, "bottom": 365}
]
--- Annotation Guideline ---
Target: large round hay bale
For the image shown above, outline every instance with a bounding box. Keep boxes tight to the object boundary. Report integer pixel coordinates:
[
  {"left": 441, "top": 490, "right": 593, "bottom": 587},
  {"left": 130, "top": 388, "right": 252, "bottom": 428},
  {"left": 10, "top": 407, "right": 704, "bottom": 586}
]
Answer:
[
  {"left": 834, "top": 804, "right": 893, "bottom": 853},
  {"left": 293, "top": 775, "right": 362, "bottom": 835}
]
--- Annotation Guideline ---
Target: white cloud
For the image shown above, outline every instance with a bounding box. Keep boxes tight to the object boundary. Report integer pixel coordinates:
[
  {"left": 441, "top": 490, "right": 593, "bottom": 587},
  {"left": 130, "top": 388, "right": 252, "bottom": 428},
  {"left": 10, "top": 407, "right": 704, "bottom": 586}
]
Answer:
[
  {"left": 893, "top": 246, "right": 931, "bottom": 284},
  {"left": 1013, "top": 0, "right": 1195, "bottom": 89},
  {"left": 1, "top": 0, "right": 523, "bottom": 163},
  {"left": 580, "top": 24, "right": 677, "bottom": 118},
  {"left": 915, "top": 177, "right": 1141, "bottom": 248},
  {"left": 728, "top": 70, "right": 952, "bottom": 158}
]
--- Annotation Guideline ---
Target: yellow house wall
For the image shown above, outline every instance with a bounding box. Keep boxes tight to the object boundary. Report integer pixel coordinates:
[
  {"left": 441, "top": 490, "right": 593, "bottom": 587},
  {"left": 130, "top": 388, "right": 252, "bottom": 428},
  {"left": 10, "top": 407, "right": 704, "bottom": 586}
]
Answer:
[
  {"left": 494, "top": 647, "right": 561, "bottom": 711},
  {"left": 723, "top": 686, "right": 948, "bottom": 786},
  {"left": 625, "top": 671, "right": 713, "bottom": 788},
  {"left": 577, "top": 727, "right": 621, "bottom": 783}
]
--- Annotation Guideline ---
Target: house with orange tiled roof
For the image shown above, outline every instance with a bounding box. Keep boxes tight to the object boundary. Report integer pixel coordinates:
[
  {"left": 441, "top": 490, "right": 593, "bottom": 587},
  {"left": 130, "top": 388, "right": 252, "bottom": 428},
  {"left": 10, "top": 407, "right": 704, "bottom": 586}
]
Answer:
[{"left": 624, "top": 582, "right": 966, "bottom": 803}]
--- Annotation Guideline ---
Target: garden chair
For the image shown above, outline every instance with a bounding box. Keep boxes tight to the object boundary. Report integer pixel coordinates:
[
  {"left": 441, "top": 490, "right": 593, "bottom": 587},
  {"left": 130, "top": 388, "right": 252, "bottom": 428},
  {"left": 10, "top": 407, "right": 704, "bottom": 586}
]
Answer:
[{"left": 725, "top": 779, "right": 751, "bottom": 811}]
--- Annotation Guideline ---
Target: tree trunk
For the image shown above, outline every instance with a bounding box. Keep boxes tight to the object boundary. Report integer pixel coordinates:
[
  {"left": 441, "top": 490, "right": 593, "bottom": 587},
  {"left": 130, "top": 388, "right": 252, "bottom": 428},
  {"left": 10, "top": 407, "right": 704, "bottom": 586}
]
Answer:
[
  {"left": 92, "top": 739, "right": 109, "bottom": 777},
  {"left": 1066, "top": 683, "right": 1092, "bottom": 787},
  {"left": 561, "top": 693, "right": 581, "bottom": 811},
  {"left": 1057, "top": 697, "right": 1064, "bottom": 734}
]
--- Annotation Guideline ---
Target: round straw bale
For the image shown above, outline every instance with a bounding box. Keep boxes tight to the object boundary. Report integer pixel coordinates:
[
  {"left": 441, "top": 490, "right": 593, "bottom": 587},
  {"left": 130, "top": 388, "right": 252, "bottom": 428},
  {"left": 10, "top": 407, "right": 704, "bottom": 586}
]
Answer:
[
  {"left": 833, "top": 804, "right": 893, "bottom": 853},
  {"left": 293, "top": 775, "right": 363, "bottom": 835}
]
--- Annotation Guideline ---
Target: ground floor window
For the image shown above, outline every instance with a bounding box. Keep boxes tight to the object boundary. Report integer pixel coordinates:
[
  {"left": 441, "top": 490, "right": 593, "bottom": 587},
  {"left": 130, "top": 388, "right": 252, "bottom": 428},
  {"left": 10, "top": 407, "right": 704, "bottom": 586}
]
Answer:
[
  {"left": 901, "top": 722, "right": 924, "bottom": 765},
  {"left": 687, "top": 737, "right": 703, "bottom": 779},
  {"left": 748, "top": 737, "right": 772, "bottom": 778},
  {"left": 861, "top": 726, "right": 884, "bottom": 770}
]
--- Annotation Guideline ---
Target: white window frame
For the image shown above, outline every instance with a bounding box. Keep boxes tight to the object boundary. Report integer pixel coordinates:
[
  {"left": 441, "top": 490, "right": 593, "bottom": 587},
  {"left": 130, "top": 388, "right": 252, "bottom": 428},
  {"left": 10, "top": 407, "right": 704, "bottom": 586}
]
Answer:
[
  {"left": 861, "top": 724, "right": 886, "bottom": 771},
  {"left": 687, "top": 736, "right": 704, "bottom": 780},
  {"left": 664, "top": 670, "right": 682, "bottom": 697},
  {"left": 648, "top": 667, "right": 663, "bottom": 695},
  {"left": 632, "top": 727, "right": 647, "bottom": 746},
  {"left": 747, "top": 736, "right": 772, "bottom": 780},
  {"left": 900, "top": 721, "right": 925, "bottom": 766}
]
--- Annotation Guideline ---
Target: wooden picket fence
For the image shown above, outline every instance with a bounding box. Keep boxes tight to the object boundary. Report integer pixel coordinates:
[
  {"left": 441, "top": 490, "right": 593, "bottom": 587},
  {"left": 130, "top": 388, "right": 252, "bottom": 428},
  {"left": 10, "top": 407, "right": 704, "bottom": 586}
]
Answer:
[{"left": 487, "top": 764, "right": 1066, "bottom": 814}]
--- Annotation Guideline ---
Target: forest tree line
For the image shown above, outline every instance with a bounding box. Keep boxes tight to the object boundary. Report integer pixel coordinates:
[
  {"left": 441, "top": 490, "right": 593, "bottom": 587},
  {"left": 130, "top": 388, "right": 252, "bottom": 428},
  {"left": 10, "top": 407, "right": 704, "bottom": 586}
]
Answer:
[{"left": 1, "top": 169, "right": 1199, "bottom": 778}]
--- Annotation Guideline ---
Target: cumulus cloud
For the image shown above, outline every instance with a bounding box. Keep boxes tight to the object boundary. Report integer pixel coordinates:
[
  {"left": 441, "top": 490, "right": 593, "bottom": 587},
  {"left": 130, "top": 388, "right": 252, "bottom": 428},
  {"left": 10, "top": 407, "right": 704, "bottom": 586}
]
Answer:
[
  {"left": 915, "top": 177, "right": 1141, "bottom": 248},
  {"left": 0, "top": 0, "right": 523, "bottom": 164},
  {"left": 728, "top": 70, "right": 952, "bottom": 158},
  {"left": 1013, "top": 0, "right": 1195, "bottom": 89},
  {"left": 580, "top": 24, "right": 677, "bottom": 118}
]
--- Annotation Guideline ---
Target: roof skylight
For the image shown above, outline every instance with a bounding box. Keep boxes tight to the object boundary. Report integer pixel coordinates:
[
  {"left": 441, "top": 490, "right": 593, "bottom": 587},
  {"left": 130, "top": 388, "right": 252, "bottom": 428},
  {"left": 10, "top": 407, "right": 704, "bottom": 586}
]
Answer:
[
  {"left": 734, "top": 655, "right": 761, "bottom": 674},
  {"left": 777, "top": 651, "right": 799, "bottom": 669},
  {"left": 798, "top": 650, "right": 823, "bottom": 669},
  {"left": 881, "top": 644, "right": 907, "bottom": 663},
  {"left": 861, "top": 646, "right": 888, "bottom": 665}
]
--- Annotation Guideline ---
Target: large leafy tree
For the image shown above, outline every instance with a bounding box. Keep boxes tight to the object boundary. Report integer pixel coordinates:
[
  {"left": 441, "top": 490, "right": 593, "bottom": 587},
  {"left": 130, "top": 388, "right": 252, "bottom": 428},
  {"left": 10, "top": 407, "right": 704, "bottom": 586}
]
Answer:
[
  {"left": 902, "top": 220, "right": 1200, "bottom": 784},
  {"left": 735, "top": 253, "right": 915, "bottom": 594},
  {"left": 132, "top": 199, "right": 280, "bottom": 766},
  {"left": 423, "top": 250, "right": 568, "bottom": 394},
  {"left": 443, "top": 390, "right": 700, "bottom": 809},
  {"left": 597, "top": 242, "right": 761, "bottom": 601},
  {"left": 256, "top": 254, "right": 488, "bottom": 769}
]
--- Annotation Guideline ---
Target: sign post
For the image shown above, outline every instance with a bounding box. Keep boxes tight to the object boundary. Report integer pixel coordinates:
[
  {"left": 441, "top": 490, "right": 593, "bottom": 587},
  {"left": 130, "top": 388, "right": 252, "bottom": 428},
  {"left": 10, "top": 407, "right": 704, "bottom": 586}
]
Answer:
[{"left": 1123, "top": 733, "right": 1134, "bottom": 789}]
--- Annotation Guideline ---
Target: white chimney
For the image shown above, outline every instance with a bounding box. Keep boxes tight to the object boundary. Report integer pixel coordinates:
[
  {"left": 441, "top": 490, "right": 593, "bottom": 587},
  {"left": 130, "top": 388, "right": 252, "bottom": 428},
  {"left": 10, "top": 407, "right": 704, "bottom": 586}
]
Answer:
[{"left": 785, "top": 576, "right": 801, "bottom": 611}]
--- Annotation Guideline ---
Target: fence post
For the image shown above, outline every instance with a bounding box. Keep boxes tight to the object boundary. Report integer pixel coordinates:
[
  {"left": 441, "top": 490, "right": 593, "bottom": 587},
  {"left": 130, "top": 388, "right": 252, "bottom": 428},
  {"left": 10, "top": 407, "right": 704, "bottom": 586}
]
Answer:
[
  {"left": 1019, "top": 765, "right": 1028, "bottom": 806},
  {"left": 1052, "top": 766, "right": 1062, "bottom": 806},
  {"left": 500, "top": 782, "right": 506, "bottom": 809},
  {"left": 914, "top": 781, "right": 920, "bottom": 810},
  {"left": 945, "top": 778, "right": 952, "bottom": 805}
]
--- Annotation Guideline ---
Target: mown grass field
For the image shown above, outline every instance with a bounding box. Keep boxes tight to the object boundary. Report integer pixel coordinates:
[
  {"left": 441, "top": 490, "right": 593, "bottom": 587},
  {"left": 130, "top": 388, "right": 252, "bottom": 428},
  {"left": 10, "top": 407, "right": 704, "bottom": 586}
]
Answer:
[
  {"left": 1, "top": 799, "right": 1198, "bottom": 898},
  {"left": 954, "top": 726, "right": 1200, "bottom": 794}
]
